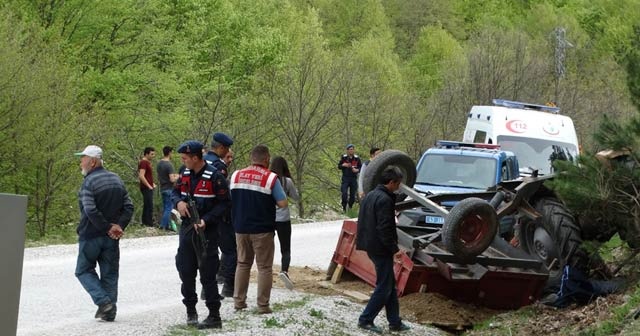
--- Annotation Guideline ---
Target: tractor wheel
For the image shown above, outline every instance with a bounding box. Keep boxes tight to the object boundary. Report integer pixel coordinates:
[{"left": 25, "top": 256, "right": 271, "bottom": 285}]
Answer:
[
  {"left": 442, "top": 197, "right": 498, "bottom": 263},
  {"left": 518, "top": 197, "right": 583, "bottom": 292},
  {"left": 362, "top": 150, "right": 416, "bottom": 194}
]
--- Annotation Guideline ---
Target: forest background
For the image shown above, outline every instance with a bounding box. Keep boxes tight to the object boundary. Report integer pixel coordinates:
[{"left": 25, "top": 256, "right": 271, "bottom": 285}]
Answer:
[{"left": 2, "top": 0, "right": 640, "bottom": 242}]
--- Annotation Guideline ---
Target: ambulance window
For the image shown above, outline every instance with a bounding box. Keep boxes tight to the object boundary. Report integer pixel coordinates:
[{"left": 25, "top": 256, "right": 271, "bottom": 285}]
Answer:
[{"left": 473, "top": 131, "right": 487, "bottom": 143}]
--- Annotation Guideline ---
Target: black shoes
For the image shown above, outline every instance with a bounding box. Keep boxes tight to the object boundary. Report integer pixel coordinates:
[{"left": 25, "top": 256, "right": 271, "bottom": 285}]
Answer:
[
  {"left": 389, "top": 322, "right": 410, "bottom": 332},
  {"left": 101, "top": 303, "right": 117, "bottom": 322},
  {"left": 186, "top": 311, "right": 198, "bottom": 327},
  {"left": 221, "top": 285, "right": 234, "bottom": 298},
  {"left": 358, "top": 322, "right": 382, "bottom": 334},
  {"left": 95, "top": 302, "right": 114, "bottom": 320},
  {"left": 197, "top": 313, "right": 222, "bottom": 329}
]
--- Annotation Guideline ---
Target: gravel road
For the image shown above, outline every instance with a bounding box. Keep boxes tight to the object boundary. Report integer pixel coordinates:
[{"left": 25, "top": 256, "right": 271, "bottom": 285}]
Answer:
[{"left": 17, "top": 220, "right": 442, "bottom": 336}]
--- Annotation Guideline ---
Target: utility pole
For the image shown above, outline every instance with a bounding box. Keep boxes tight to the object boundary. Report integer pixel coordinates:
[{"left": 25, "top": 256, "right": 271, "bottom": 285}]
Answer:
[{"left": 553, "top": 27, "right": 573, "bottom": 104}]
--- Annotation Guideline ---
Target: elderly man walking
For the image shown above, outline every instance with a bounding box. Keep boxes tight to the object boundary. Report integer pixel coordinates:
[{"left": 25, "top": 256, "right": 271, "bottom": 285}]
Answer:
[
  {"left": 74, "top": 145, "right": 134, "bottom": 322},
  {"left": 230, "top": 144, "right": 287, "bottom": 314}
]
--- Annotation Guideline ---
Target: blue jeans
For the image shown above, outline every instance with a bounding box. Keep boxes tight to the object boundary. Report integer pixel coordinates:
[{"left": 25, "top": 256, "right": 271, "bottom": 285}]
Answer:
[
  {"left": 160, "top": 189, "right": 173, "bottom": 229},
  {"left": 358, "top": 253, "right": 401, "bottom": 327},
  {"left": 75, "top": 236, "right": 120, "bottom": 306}
]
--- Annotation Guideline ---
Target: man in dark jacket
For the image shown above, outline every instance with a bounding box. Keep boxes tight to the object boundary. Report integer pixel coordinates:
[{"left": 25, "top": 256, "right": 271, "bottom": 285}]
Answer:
[
  {"left": 74, "top": 145, "right": 134, "bottom": 322},
  {"left": 172, "top": 140, "right": 230, "bottom": 329},
  {"left": 355, "top": 167, "right": 410, "bottom": 334}
]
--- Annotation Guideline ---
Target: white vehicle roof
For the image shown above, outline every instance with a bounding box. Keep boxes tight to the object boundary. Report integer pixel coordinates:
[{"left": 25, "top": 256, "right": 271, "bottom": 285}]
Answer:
[{"left": 463, "top": 99, "right": 579, "bottom": 175}]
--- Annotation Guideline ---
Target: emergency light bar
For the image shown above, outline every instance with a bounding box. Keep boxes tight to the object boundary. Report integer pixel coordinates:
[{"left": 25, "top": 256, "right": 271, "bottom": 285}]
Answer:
[
  {"left": 492, "top": 99, "right": 560, "bottom": 114},
  {"left": 435, "top": 140, "right": 500, "bottom": 150}
]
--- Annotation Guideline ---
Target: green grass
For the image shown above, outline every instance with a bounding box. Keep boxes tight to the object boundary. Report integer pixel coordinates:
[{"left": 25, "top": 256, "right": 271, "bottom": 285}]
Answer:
[
  {"left": 309, "top": 308, "right": 325, "bottom": 318},
  {"left": 272, "top": 295, "right": 312, "bottom": 311},
  {"left": 165, "top": 325, "right": 206, "bottom": 336},
  {"left": 575, "top": 284, "right": 640, "bottom": 336},
  {"left": 264, "top": 316, "right": 285, "bottom": 328},
  {"left": 25, "top": 223, "right": 175, "bottom": 247}
]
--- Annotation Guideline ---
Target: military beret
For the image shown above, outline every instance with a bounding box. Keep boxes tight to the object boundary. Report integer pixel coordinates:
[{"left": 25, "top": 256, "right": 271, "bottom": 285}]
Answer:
[
  {"left": 177, "top": 140, "right": 203, "bottom": 154},
  {"left": 213, "top": 132, "right": 234, "bottom": 147}
]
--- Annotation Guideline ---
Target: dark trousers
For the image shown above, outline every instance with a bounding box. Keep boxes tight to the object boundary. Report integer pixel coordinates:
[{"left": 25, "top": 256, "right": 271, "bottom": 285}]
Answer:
[
  {"left": 217, "top": 219, "right": 236, "bottom": 288},
  {"left": 175, "top": 227, "right": 221, "bottom": 312},
  {"left": 275, "top": 220, "right": 292, "bottom": 272},
  {"left": 75, "top": 236, "right": 120, "bottom": 306},
  {"left": 340, "top": 177, "right": 358, "bottom": 210},
  {"left": 358, "top": 253, "right": 401, "bottom": 327},
  {"left": 141, "top": 188, "right": 154, "bottom": 226}
]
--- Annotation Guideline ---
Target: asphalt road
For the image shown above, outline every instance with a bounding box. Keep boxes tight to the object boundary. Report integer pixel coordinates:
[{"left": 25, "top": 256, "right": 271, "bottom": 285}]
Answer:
[{"left": 17, "top": 220, "right": 346, "bottom": 336}]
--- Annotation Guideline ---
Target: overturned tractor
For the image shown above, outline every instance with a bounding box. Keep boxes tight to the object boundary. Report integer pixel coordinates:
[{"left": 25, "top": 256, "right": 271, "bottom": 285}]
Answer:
[{"left": 328, "top": 150, "right": 585, "bottom": 309}]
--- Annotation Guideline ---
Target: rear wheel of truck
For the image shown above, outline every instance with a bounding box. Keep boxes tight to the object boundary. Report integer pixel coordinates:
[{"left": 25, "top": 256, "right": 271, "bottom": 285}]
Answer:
[
  {"left": 518, "top": 197, "right": 582, "bottom": 292},
  {"left": 362, "top": 150, "right": 416, "bottom": 194},
  {"left": 442, "top": 197, "right": 498, "bottom": 263}
]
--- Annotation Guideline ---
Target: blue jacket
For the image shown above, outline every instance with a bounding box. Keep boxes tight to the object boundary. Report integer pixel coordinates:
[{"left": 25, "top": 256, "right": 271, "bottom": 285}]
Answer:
[{"left": 77, "top": 167, "right": 134, "bottom": 241}]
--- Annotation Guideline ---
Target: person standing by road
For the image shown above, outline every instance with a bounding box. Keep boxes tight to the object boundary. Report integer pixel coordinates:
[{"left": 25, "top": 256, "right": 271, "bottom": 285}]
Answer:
[
  {"left": 172, "top": 141, "right": 231, "bottom": 329},
  {"left": 338, "top": 144, "right": 362, "bottom": 212},
  {"left": 203, "top": 132, "right": 236, "bottom": 297},
  {"left": 230, "top": 144, "right": 287, "bottom": 314},
  {"left": 358, "top": 147, "right": 381, "bottom": 200},
  {"left": 157, "top": 146, "right": 178, "bottom": 231},
  {"left": 356, "top": 167, "right": 410, "bottom": 334},
  {"left": 223, "top": 149, "right": 234, "bottom": 168},
  {"left": 270, "top": 156, "right": 300, "bottom": 290},
  {"left": 74, "top": 145, "right": 134, "bottom": 322},
  {"left": 139, "top": 147, "right": 156, "bottom": 226}
]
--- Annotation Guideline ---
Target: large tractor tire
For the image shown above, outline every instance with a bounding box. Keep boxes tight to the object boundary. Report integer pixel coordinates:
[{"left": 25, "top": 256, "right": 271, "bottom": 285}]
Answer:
[
  {"left": 518, "top": 197, "right": 583, "bottom": 292},
  {"left": 362, "top": 150, "right": 416, "bottom": 194},
  {"left": 442, "top": 198, "right": 498, "bottom": 263}
]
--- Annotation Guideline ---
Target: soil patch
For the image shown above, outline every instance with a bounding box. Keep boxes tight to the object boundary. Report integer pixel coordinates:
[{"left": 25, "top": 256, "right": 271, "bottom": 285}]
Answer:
[
  {"left": 274, "top": 265, "right": 502, "bottom": 333},
  {"left": 276, "top": 265, "right": 630, "bottom": 335}
]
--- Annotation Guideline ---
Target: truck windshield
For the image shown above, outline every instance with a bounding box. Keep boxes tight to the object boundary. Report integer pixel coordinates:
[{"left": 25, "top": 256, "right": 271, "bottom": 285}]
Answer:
[
  {"left": 416, "top": 154, "right": 497, "bottom": 190},
  {"left": 497, "top": 136, "right": 578, "bottom": 175}
]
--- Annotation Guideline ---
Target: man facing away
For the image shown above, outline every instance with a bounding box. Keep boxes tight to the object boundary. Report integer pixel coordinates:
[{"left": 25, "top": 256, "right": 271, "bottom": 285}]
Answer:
[
  {"left": 203, "top": 132, "right": 236, "bottom": 297},
  {"left": 338, "top": 144, "right": 362, "bottom": 212},
  {"left": 157, "top": 146, "right": 178, "bottom": 231},
  {"left": 138, "top": 146, "right": 156, "bottom": 226},
  {"left": 356, "top": 167, "right": 410, "bottom": 334},
  {"left": 74, "top": 145, "right": 133, "bottom": 322},
  {"left": 172, "top": 140, "right": 230, "bottom": 329},
  {"left": 230, "top": 144, "right": 287, "bottom": 314},
  {"left": 358, "top": 147, "right": 381, "bottom": 200}
]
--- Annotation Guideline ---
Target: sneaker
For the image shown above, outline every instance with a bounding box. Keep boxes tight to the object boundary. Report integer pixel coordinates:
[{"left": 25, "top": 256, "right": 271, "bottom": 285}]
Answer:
[
  {"left": 186, "top": 311, "right": 198, "bottom": 327},
  {"left": 389, "top": 322, "right": 410, "bottom": 332},
  {"left": 279, "top": 271, "right": 294, "bottom": 290},
  {"left": 358, "top": 322, "right": 382, "bottom": 334},
  {"left": 94, "top": 302, "right": 114, "bottom": 319},
  {"left": 197, "top": 314, "right": 222, "bottom": 329},
  {"left": 257, "top": 306, "right": 272, "bottom": 314},
  {"left": 221, "top": 285, "right": 234, "bottom": 298},
  {"left": 100, "top": 303, "right": 117, "bottom": 322}
]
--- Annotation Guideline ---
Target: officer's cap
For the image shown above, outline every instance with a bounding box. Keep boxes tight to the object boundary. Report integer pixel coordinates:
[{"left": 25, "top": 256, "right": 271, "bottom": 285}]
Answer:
[
  {"left": 177, "top": 141, "right": 203, "bottom": 154},
  {"left": 346, "top": 144, "right": 355, "bottom": 150},
  {"left": 213, "top": 132, "right": 234, "bottom": 147}
]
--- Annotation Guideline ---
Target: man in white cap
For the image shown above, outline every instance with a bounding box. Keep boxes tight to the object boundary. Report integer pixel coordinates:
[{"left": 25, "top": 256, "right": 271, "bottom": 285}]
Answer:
[{"left": 74, "top": 145, "right": 134, "bottom": 322}]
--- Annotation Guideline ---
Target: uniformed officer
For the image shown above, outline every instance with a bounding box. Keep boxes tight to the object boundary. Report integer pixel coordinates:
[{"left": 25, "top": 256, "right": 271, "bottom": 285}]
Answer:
[
  {"left": 172, "top": 140, "right": 230, "bottom": 329},
  {"left": 203, "top": 132, "right": 236, "bottom": 297},
  {"left": 338, "top": 144, "right": 362, "bottom": 212}
]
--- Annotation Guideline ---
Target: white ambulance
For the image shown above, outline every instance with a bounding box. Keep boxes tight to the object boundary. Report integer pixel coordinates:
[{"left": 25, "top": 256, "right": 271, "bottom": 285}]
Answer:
[{"left": 462, "top": 99, "right": 579, "bottom": 176}]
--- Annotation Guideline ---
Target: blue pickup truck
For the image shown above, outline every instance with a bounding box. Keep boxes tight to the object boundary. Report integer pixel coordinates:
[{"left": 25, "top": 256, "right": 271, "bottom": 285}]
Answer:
[{"left": 413, "top": 140, "right": 520, "bottom": 196}]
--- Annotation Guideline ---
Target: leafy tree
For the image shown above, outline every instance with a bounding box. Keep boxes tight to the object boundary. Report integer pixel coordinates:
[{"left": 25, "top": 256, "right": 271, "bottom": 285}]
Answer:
[{"left": 550, "top": 114, "right": 640, "bottom": 248}]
